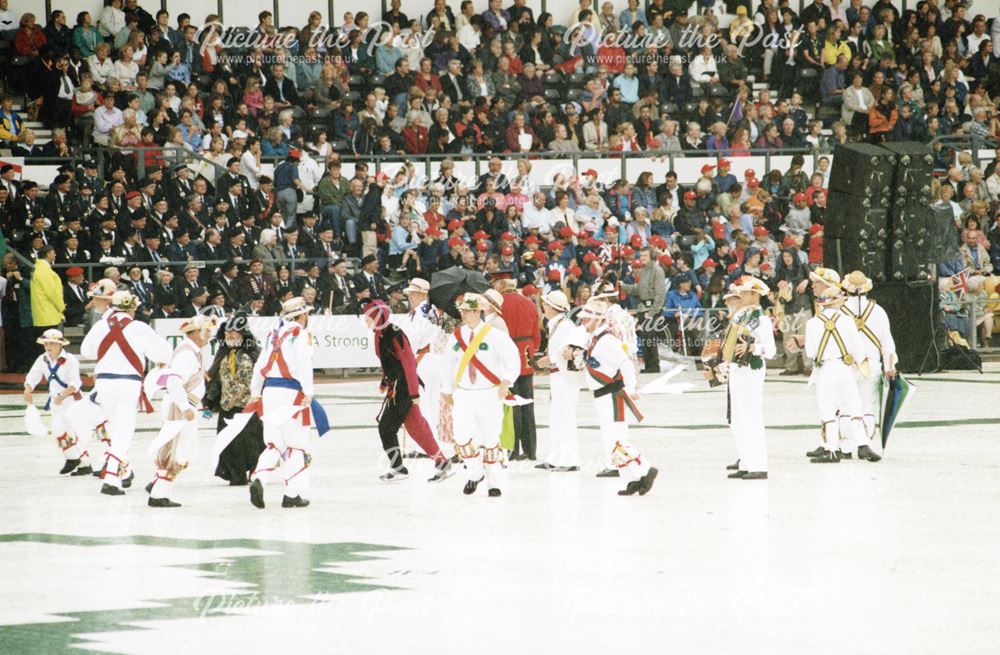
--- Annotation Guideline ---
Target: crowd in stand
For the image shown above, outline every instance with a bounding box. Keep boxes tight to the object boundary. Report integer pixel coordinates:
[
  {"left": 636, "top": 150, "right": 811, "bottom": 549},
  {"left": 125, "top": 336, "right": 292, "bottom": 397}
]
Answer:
[{"left": 0, "top": 0, "right": 998, "bottom": 372}]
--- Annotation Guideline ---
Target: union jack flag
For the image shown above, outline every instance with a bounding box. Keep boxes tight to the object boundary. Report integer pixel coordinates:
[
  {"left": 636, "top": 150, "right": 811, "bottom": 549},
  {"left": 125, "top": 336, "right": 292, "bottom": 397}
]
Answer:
[{"left": 952, "top": 269, "right": 970, "bottom": 297}]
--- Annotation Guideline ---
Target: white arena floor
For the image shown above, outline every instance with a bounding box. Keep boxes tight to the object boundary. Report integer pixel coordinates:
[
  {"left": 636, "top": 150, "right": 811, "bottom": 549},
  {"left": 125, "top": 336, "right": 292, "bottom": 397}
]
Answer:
[{"left": 1, "top": 364, "right": 999, "bottom": 655}]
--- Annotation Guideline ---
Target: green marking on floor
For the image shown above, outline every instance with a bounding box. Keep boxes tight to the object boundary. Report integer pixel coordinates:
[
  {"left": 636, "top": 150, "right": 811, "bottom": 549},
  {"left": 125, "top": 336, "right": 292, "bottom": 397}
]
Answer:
[{"left": 0, "top": 533, "right": 403, "bottom": 655}]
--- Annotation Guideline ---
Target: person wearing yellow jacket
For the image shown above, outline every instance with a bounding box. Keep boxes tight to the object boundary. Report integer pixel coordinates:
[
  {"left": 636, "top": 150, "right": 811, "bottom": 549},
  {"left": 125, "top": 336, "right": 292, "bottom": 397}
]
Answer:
[{"left": 30, "top": 246, "right": 66, "bottom": 358}]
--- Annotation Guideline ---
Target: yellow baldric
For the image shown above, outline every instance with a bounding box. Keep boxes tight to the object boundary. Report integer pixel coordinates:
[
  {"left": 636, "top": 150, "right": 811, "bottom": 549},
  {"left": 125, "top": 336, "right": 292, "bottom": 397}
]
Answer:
[
  {"left": 816, "top": 313, "right": 853, "bottom": 365},
  {"left": 455, "top": 323, "right": 493, "bottom": 385},
  {"left": 721, "top": 315, "right": 751, "bottom": 363},
  {"left": 841, "top": 300, "right": 882, "bottom": 353}
]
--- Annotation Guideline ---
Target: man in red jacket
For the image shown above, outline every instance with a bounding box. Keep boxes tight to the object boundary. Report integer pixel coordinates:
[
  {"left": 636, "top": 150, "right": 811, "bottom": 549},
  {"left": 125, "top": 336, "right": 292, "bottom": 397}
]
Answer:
[{"left": 491, "top": 272, "right": 541, "bottom": 460}]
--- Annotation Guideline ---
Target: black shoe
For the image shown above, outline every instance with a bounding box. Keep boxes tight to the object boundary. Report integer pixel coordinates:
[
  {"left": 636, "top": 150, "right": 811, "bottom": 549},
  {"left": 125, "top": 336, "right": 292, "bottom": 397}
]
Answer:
[
  {"left": 249, "top": 478, "right": 265, "bottom": 509},
  {"left": 100, "top": 483, "right": 125, "bottom": 496},
  {"left": 70, "top": 465, "right": 93, "bottom": 477},
  {"left": 742, "top": 472, "right": 768, "bottom": 480},
  {"left": 379, "top": 469, "right": 409, "bottom": 482},
  {"left": 727, "top": 470, "right": 748, "bottom": 478},
  {"left": 552, "top": 466, "right": 580, "bottom": 472},
  {"left": 810, "top": 450, "right": 842, "bottom": 463},
  {"left": 148, "top": 497, "right": 181, "bottom": 508},
  {"left": 726, "top": 459, "right": 740, "bottom": 471},
  {"left": 617, "top": 481, "right": 642, "bottom": 496},
  {"left": 858, "top": 445, "right": 882, "bottom": 462},
  {"left": 145, "top": 481, "right": 154, "bottom": 494},
  {"left": 428, "top": 461, "right": 454, "bottom": 483},
  {"left": 60, "top": 459, "right": 81, "bottom": 475},
  {"left": 596, "top": 468, "right": 620, "bottom": 478},
  {"left": 449, "top": 454, "right": 462, "bottom": 464},
  {"left": 281, "top": 495, "right": 310, "bottom": 508},
  {"left": 839, "top": 451, "right": 853, "bottom": 460},
  {"left": 463, "top": 477, "right": 483, "bottom": 495},
  {"left": 637, "top": 467, "right": 659, "bottom": 495},
  {"left": 535, "top": 463, "right": 554, "bottom": 470},
  {"left": 121, "top": 472, "right": 134, "bottom": 489},
  {"left": 228, "top": 478, "right": 248, "bottom": 486},
  {"left": 806, "top": 446, "right": 829, "bottom": 458},
  {"left": 488, "top": 488, "right": 502, "bottom": 497},
  {"left": 92, "top": 468, "right": 103, "bottom": 477}
]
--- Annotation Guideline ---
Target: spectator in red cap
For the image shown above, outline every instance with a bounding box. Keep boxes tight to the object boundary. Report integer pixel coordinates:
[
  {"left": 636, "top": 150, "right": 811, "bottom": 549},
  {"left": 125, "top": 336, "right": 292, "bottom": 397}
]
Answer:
[
  {"left": 676, "top": 190, "right": 707, "bottom": 235},
  {"left": 786, "top": 193, "right": 812, "bottom": 236},
  {"left": 715, "top": 159, "right": 737, "bottom": 193},
  {"left": 63, "top": 266, "right": 88, "bottom": 327}
]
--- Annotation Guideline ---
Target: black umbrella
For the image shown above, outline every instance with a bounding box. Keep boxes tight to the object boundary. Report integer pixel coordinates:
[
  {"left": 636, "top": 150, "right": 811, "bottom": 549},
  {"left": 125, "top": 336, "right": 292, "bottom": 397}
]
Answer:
[{"left": 430, "top": 267, "right": 490, "bottom": 318}]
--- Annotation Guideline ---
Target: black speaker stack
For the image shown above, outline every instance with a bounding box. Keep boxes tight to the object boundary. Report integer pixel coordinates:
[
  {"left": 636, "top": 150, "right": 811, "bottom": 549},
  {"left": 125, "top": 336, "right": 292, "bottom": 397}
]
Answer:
[
  {"left": 824, "top": 142, "right": 963, "bottom": 372},
  {"left": 824, "top": 142, "right": 959, "bottom": 283}
]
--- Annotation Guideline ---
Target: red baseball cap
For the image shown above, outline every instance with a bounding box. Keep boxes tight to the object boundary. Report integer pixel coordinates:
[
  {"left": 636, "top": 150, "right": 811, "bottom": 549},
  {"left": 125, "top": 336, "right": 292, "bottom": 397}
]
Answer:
[
  {"left": 622, "top": 245, "right": 635, "bottom": 257},
  {"left": 701, "top": 164, "right": 716, "bottom": 175},
  {"left": 649, "top": 235, "right": 666, "bottom": 249},
  {"left": 547, "top": 269, "right": 561, "bottom": 281},
  {"left": 500, "top": 231, "right": 516, "bottom": 241},
  {"left": 658, "top": 254, "right": 674, "bottom": 267},
  {"left": 793, "top": 193, "right": 807, "bottom": 204},
  {"left": 629, "top": 234, "right": 643, "bottom": 247},
  {"left": 583, "top": 252, "right": 598, "bottom": 263},
  {"left": 727, "top": 263, "right": 740, "bottom": 273},
  {"left": 568, "top": 265, "right": 582, "bottom": 276},
  {"left": 587, "top": 238, "right": 602, "bottom": 248},
  {"left": 447, "top": 219, "right": 463, "bottom": 231},
  {"left": 808, "top": 223, "right": 824, "bottom": 234},
  {"left": 448, "top": 236, "right": 464, "bottom": 248},
  {"left": 559, "top": 226, "right": 573, "bottom": 238},
  {"left": 684, "top": 190, "right": 697, "bottom": 200},
  {"left": 522, "top": 284, "right": 539, "bottom": 296},
  {"left": 753, "top": 226, "right": 768, "bottom": 237},
  {"left": 501, "top": 245, "right": 514, "bottom": 256},
  {"left": 718, "top": 158, "right": 731, "bottom": 168},
  {"left": 533, "top": 251, "right": 548, "bottom": 262},
  {"left": 426, "top": 227, "right": 442, "bottom": 237},
  {"left": 702, "top": 258, "right": 717, "bottom": 268},
  {"left": 782, "top": 236, "right": 796, "bottom": 248},
  {"left": 473, "top": 230, "right": 489, "bottom": 240},
  {"left": 476, "top": 242, "right": 489, "bottom": 252},
  {"left": 631, "top": 258, "right": 643, "bottom": 269},
  {"left": 547, "top": 241, "right": 564, "bottom": 252},
  {"left": 524, "top": 235, "right": 540, "bottom": 245}
]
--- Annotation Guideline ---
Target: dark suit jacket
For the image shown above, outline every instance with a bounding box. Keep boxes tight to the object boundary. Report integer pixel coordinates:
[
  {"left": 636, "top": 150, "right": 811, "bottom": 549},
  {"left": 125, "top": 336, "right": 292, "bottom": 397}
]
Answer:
[{"left": 63, "top": 282, "right": 88, "bottom": 326}]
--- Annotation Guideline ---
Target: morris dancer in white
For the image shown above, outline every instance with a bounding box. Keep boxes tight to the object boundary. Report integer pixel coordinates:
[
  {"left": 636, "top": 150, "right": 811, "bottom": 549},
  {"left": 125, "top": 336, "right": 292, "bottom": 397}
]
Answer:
[
  {"left": 579, "top": 299, "right": 658, "bottom": 495},
  {"left": 589, "top": 281, "right": 640, "bottom": 478},
  {"left": 80, "top": 291, "right": 172, "bottom": 495},
  {"left": 536, "top": 291, "right": 585, "bottom": 472},
  {"left": 68, "top": 278, "right": 118, "bottom": 472},
  {"left": 248, "top": 297, "right": 328, "bottom": 509},
  {"left": 145, "top": 315, "right": 215, "bottom": 507},
  {"left": 441, "top": 293, "right": 520, "bottom": 498},
  {"left": 399, "top": 278, "right": 444, "bottom": 443},
  {"left": 804, "top": 268, "right": 868, "bottom": 464},
  {"left": 24, "top": 329, "right": 90, "bottom": 475},
  {"left": 725, "top": 276, "right": 776, "bottom": 480},
  {"left": 839, "top": 271, "right": 895, "bottom": 461}
]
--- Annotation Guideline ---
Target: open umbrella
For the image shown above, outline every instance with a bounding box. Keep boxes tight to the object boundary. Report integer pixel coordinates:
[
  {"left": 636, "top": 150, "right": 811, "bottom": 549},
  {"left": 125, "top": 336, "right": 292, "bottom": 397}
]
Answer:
[
  {"left": 881, "top": 373, "right": 914, "bottom": 450},
  {"left": 430, "top": 267, "right": 490, "bottom": 318}
]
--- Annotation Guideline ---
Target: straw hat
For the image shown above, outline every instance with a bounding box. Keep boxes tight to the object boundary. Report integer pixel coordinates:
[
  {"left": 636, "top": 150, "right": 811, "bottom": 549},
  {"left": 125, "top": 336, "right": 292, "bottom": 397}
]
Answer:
[
  {"left": 280, "top": 296, "right": 310, "bottom": 319},
  {"left": 483, "top": 289, "right": 504, "bottom": 315},
  {"left": 111, "top": 290, "right": 138, "bottom": 310},
  {"left": 179, "top": 315, "right": 217, "bottom": 334},
  {"left": 736, "top": 275, "right": 770, "bottom": 296},
  {"left": 542, "top": 290, "right": 570, "bottom": 313},
  {"left": 403, "top": 278, "right": 430, "bottom": 294},
  {"left": 578, "top": 299, "right": 608, "bottom": 320},
  {"left": 455, "top": 293, "right": 486, "bottom": 312},
  {"left": 808, "top": 266, "right": 841, "bottom": 288},
  {"left": 36, "top": 328, "right": 70, "bottom": 346},
  {"left": 88, "top": 278, "right": 117, "bottom": 300},
  {"left": 841, "top": 270, "right": 873, "bottom": 295}
]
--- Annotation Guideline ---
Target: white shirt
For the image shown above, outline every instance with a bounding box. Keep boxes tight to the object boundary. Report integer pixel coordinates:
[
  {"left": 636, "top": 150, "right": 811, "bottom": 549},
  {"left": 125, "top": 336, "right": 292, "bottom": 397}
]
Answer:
[
  {"left": 841, "top": 295, "right": 897, "bottom": 372},
  {"left": 522, "top": 204, "right": 553, "bottom": 233},
  {"left": 80, "top": 310, "right": 172, "bottom": 375},
  {"left": 251, "top": 319, "right": 315, "bottom": 397},
  {"left": 240, "top": 150, "right": 261, "bottom": 190},
  {"left": 163, "top": 336, "right": 206, "bottom": 416},
  {"left": 689, "top": 55, "right": 718, "bottom": 83},
  {"left": 583, "top": 327, "right": 637, "bottom": 394},
  {"left": 547, "top": 314, "right": 587, "bottom": 379},
  {"left": 398, "top": 300, "right": 441, "bottom": 353},
  {"left": 26, "top": 351, "right": 82, "bottom": 398},
  {"left": 441, "top": 321, "right": 520, "bottom": 393},
  {"left": 805, "top": 306, "right": 864, "bottom": 364}
]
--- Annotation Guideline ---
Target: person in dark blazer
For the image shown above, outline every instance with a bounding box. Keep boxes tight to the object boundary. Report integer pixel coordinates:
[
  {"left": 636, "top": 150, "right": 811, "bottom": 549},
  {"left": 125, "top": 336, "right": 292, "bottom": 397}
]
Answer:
[
  {"left": 62, "top": 266, "right": 89, "bottom": 326},
  {"left": 352, "top": 254, "right": 388, "bottom": 303}
]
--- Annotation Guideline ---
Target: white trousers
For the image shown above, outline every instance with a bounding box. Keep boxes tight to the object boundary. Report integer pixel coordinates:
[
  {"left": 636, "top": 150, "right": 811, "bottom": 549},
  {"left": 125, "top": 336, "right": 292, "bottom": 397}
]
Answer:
[
  {"left": 150, "top": 420, "right": 198, "bottom": 500},
  {"left": 729, "top": 366, "right": 767, "bottom": 473},
  {"left": 93, "top": 378, "right": 141, "bottom": 488},
  {"left": 813, "top": 361, "right": 866, "bottom": 451},
  {"left": 544, "top": 372, "right": 582, "bottom": 468},
  {"left": 453, "top": 387, "right": 504, "bottom": 490},
  {"left": 593, "top": 394, "right": 650, "bottom": 487},
  {"left": 252, "top": 387, "right": 312, "bottom": 497},
  {"left": 417, "top": 353, "right": 441, "bottom": 441},
  {"left": 49, "top": 395, "right": 88, "bottom": 463},
  {"left": 854, "top": 367, "right": 881, "bottom": 451}
]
